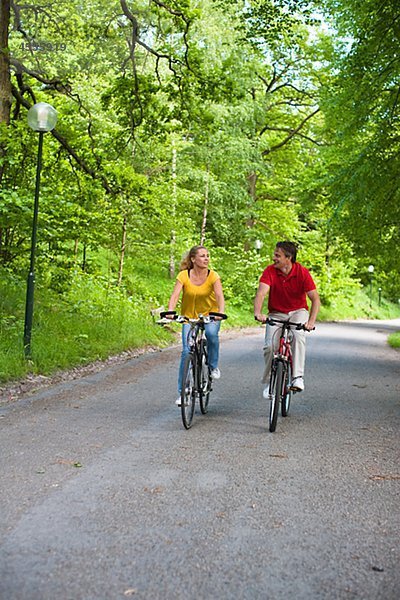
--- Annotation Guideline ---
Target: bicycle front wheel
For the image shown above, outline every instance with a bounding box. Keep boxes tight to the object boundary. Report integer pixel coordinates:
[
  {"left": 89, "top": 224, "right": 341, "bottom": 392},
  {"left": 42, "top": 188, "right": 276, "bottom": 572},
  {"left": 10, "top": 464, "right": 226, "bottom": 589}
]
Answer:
[
  {"left": 269, "top": 361, "right": 283, "bottom": 432},
  {"left": 181, "top": 354, "right": 196, "bottom": 429},
  {"left": 199, "top": 341, "right": 211, "bottom": 414},
  {"left": 281, "top": 362, "right": 292, "bottom": 417}
]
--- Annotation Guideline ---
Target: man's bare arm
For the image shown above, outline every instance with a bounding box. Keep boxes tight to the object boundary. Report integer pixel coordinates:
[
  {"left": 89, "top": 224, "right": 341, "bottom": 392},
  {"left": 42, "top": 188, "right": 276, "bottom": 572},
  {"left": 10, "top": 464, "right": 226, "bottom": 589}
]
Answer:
[
  {"left": 305, "top": 289, "right": 320, "bottom": 330},
  {"left": 254, "top": 282, "right": 270, "bottom": 322}
]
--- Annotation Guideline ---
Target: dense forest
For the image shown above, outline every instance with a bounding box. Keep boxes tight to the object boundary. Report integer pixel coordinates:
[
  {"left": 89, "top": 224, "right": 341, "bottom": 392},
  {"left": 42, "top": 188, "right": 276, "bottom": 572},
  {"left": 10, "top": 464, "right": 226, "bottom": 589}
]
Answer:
[{"left": 0, "top": 0, "right": 399, "bottom": 377}]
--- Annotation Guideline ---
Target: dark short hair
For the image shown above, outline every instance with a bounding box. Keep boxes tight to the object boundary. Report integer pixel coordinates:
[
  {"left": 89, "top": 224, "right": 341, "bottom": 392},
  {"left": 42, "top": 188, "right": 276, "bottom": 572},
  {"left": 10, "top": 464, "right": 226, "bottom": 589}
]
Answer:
[{"left": 276, "top": 241, "right": 297, "bottom": 263}]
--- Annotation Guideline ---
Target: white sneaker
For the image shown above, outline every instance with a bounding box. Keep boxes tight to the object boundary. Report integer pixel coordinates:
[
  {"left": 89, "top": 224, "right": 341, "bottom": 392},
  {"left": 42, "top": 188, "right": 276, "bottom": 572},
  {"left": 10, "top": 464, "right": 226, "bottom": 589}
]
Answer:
[
  {"left": 262, "top": 385, "right": 270, "bottom": 399},
  {"left": 211, "top": 368, "right": 221, "bottom": 380},
  {"left": 176, "top": 395, "right": 190, "bottom": 406},
  {"left": 290, "top": 376, "right": 304, "bottom": 392}
]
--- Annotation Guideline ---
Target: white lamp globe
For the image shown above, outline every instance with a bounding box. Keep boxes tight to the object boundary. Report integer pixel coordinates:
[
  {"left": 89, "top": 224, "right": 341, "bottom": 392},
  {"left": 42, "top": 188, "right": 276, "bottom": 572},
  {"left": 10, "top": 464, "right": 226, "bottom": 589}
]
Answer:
[{"left": 27, "top": 102, "right": 57, "bottom": 132}]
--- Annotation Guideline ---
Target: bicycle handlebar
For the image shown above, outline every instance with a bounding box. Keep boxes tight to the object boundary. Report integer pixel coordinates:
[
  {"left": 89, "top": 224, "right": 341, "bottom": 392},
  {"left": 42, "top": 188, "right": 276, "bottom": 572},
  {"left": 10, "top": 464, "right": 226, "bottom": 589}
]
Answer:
[
  {"left": 209, "top": 311, "right": 228, "bottom": 320},
  {"left": 254, "top": 316, "right": 315, "bottom": 331},
  {"left": 158, "top": 311, "right": 228, "bottom": 324}
]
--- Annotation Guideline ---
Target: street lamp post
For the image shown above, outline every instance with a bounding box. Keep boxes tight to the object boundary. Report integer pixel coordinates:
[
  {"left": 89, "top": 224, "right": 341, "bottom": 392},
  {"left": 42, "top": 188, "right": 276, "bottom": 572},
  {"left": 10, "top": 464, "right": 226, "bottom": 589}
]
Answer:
[
  {"left": 24, "top": 102, "right": 57, "bottom": 357},
  {"left": 254, "top": 239, "right": 263, "bottom": 253},
  {"left": 368, "top": 264, "right": 374, "bottom": 308}
]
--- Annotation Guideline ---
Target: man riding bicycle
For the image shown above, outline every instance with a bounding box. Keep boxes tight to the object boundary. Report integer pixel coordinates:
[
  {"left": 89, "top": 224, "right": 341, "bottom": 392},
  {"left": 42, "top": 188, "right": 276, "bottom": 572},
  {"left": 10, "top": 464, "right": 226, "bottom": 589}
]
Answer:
[{"left": 254, "top": 241, "right": 320, "bottom": 397}]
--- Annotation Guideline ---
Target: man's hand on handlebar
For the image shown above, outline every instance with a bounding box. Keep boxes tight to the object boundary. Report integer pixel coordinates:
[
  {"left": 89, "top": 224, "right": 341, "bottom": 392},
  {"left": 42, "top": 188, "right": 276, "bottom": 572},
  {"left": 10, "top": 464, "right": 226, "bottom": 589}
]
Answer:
[
  {"left": 254, "top": 314, "right": 316, "bottom": 331},
  {"left": 254, "top": 314, "right": 267, "bottom": 324}
]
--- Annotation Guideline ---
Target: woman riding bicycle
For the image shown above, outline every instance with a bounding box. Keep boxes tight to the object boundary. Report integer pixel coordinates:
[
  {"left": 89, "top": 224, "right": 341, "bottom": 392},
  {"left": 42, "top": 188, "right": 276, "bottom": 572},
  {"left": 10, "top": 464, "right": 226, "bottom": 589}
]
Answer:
[{"left": 166, "top": 245, "right": 225, "bottom": 405}]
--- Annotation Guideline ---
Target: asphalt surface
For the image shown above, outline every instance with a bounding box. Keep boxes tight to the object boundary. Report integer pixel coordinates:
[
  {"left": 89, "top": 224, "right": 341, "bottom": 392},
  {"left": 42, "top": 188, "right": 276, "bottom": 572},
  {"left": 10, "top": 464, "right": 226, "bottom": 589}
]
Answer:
[{"left": 1, "top": 320, "right": 399, "bottom": 600}]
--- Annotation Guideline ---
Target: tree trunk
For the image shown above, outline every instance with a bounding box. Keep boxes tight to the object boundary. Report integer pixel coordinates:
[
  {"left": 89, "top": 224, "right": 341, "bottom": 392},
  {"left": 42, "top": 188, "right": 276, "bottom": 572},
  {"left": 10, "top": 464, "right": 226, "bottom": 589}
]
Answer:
[
  {"left": 0, "top": 0, "right": 11, "bottom": 125},
  {"left": 118, "top": 214, "right": 127, "bottom": 286},
  {"left": 82, "top": 244, "right": 87, "bottom": 271},
  {"left": 200, "top": 167, "right": 209, "bottom": 245},
  {"left": 169, "top": 142, "right": 177, "bottom": 278},
  {"left": 0, "top": 0, "right": 11, "bottom": 187},
  {"left": 247, "top": 171, "right": 257, "bottom": 201},
  {"left": 244, "top": 171, "right": 257, "bottom": 250}
]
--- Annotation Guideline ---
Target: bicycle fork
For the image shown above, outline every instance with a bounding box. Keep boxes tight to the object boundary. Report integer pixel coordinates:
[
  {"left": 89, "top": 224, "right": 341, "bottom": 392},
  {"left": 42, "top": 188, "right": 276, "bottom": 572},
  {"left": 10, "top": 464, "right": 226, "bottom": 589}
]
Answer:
[{"left": 269, "top": 356, "right": 290, "bottom": 396}]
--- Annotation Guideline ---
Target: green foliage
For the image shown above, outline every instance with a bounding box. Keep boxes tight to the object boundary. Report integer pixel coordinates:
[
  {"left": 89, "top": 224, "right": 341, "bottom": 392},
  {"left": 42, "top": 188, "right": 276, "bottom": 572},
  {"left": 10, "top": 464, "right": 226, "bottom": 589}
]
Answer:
[
  {"left": 317, "top": 0, "right": 400, "bottom": 300},
  {"left": 212, "top": 246, "right": 265, "bottom": 307},
  {"left": 1, "top": 256, "right": 399, "bottom": 383},
  {"left": 318, "top": 288, "right": 400, "bottom": 322},
  {"left": 1, "top": 0, "right": 400, "bottom": 382},
  {"left": 388, "top": 332, "right": 400, "bottom": 350},
  {"left": 0, "top": 267, "right": 173, "bottom": 381}
]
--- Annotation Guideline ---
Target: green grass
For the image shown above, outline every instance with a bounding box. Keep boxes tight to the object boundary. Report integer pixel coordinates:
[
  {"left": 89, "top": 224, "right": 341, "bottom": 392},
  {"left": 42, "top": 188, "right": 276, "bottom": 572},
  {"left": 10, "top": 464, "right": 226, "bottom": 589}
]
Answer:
[
  {"left": 0, "top": 272, "right": 174, "bottom": 382},
  {"left": 1, "top": 266, "right": 399, "bottom": 385},
  {"left": 0, "top": 308, "right": 174, "bottom": 382},
  {"left": 317, "top": 288, "right": 400, "bottom": 321},
  {"left": 388, "top": 332, "right": 400, "bottom": 349}
]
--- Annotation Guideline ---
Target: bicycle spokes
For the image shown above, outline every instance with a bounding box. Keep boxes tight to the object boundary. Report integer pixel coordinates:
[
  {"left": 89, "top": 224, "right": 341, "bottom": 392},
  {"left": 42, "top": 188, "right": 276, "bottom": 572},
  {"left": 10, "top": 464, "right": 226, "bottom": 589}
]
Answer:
[
  {"left": 199, "top": 351, "right": 211, "bottom": 414},
  {"left": 181, "top": 355, "right": 196, "bottom": 429},
  {"left": 281, "top": 365, "right": 292, "bottom": 417}
]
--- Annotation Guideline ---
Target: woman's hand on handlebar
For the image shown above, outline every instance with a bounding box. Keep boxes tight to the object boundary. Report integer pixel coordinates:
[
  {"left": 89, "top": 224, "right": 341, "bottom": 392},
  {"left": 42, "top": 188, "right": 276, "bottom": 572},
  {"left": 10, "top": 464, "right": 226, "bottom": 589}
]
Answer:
[
  {"left": 160, "top": 310, "right": 177, "bottom": 320},
  {"left": 208, "top": 312, "right": 228, "bottom": 321}
]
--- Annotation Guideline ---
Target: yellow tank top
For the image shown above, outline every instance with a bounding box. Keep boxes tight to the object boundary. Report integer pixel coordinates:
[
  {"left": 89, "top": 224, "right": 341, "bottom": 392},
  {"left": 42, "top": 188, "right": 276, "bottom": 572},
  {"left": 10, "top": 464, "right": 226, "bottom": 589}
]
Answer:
[{"left": 177, "top": 269, "right": 220, "bottom": 318}]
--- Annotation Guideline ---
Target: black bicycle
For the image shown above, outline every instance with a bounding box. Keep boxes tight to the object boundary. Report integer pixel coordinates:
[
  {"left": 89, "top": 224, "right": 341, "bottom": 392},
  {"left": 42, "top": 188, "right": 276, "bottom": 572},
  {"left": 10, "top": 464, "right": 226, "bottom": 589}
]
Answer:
[
  {"left": 261, "top": 317, "right": 313, "bottom": 432},
  {"left": 159, "top": 311, "right": 227, "bottom": 429}
]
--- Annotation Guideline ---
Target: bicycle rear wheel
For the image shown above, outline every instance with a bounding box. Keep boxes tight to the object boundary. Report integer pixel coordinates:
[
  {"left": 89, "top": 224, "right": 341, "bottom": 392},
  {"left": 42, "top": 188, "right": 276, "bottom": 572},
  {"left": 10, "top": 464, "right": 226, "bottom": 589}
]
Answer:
[
  {"left": 199, "top": 341, "right": 211, "bottom": 414},
  {"left": 181, "top": 354, "right": 196, "bottom": 429},
  {"left": 269, "top": 361, "right": 283, "bottom": 432},
  {"left": 281, "top": 362, "right": 292, "bottom": 417}
]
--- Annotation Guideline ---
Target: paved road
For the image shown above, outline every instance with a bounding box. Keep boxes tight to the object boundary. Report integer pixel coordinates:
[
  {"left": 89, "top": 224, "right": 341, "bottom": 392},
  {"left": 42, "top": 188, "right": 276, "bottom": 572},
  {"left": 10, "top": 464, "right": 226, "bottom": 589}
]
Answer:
[{"left": 1, "top": 320, "right": 399, "bottom": 600}]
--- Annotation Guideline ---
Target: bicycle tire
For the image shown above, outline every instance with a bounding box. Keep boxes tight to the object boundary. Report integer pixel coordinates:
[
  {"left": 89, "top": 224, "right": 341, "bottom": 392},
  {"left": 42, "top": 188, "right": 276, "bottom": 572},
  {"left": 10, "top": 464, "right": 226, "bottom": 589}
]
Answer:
[
  {"left": 199, "top": 340, "right": 211, "bottom": 414},
  {"left": 181, "top": 354, "right": 196, "bottom": 429},
  {"left": 269, "top": 361, "right": 283, "bottom": 432},
  {"left": 281, "top": 362, "right": 292, "bottom": 417}
]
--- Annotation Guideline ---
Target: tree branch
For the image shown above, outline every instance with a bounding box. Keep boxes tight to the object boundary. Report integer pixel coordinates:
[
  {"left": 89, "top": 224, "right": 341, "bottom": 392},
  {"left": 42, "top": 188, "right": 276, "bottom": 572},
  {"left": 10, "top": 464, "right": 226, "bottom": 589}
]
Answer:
[
  {"left": 11, "top": 84, "right": 114, "bottom": 194},
  {"left": 10, "top": 57, "right": 72, "bottom": 93},
  {"left": 262, "top": 108, "right": 320, "bottom": 155}
]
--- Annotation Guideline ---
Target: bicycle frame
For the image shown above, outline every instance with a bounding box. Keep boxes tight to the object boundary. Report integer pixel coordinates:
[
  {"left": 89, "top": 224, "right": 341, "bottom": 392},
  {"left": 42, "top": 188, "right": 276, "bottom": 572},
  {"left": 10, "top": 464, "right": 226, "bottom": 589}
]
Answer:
[
  {"left": 270, "top": 321, "right": 294, "bottom": 382},
  {"left": 158, "top": 311, "right": 227, "bottom": 428},
  {"left": 186, "top": 319, "right": 206, "bottom": 359},
  {"left": 183, "top": 319, "right": 206, "bottom": 392},
  {"left": 266, "top": 317, "right": 306, "bottom": 432},
  {"left": 180, "top": 314, "right": 220, "bottom": 427}
]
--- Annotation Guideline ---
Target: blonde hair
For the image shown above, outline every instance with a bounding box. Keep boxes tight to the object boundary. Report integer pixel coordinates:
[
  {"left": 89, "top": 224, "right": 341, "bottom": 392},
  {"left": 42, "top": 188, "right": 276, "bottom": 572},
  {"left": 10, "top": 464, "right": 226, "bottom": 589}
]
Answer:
[{"left": 180, "top": 245, "right": 207, "bottom": 270}]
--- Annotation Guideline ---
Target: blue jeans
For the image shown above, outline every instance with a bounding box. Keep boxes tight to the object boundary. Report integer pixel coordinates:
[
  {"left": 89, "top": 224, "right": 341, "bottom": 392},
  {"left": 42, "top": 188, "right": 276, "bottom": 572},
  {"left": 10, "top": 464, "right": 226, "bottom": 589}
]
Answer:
[{"left": 177, "top": 321, "right": 221, "bottom": 393}]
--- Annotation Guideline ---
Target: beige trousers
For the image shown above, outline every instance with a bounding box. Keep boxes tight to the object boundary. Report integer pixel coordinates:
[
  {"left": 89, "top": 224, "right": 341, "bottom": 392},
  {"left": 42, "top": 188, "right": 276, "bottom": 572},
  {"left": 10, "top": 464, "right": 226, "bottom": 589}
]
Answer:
[{"left": 262, "top": 309, "right": 309, "bottom": 383}]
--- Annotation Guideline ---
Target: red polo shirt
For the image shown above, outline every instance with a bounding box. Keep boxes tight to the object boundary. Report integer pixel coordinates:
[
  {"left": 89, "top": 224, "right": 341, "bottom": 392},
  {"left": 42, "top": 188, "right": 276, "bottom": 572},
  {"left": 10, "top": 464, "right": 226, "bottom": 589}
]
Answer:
[{"left": 260, "top": 262, "right": 316, "bottom": 314}]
